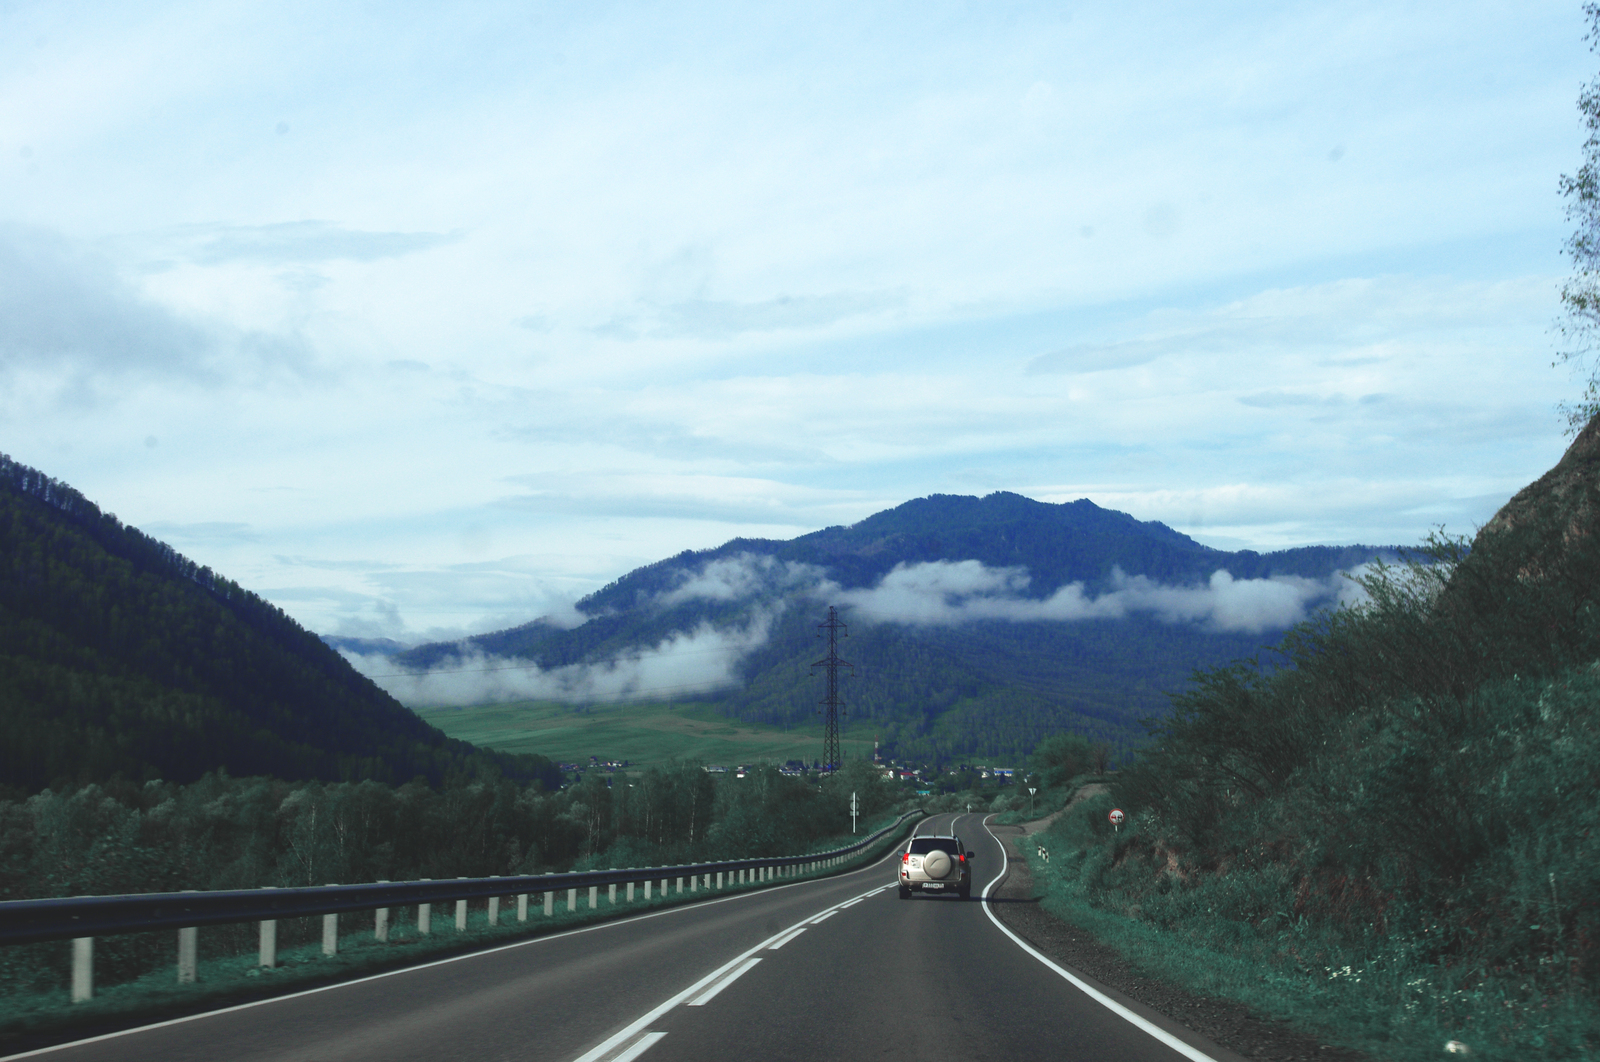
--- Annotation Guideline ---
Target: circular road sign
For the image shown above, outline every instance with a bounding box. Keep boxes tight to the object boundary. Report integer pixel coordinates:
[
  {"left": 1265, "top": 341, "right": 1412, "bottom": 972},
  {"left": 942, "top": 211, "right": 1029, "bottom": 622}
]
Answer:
[{"left": 1108, "top": 808, "right": 1126, "bottom": 827}]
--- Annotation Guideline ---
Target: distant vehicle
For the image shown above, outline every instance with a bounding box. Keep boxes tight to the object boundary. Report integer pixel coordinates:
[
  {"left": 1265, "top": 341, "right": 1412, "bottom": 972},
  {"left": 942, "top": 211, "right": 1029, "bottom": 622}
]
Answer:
[{"left": 898, "top": 835, "right": 973, "bottom": 899}]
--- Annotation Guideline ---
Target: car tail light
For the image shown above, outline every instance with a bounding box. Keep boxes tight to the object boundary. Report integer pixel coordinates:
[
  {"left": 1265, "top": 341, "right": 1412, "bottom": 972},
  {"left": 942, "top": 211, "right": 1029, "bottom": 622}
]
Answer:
[
  {"left": 958, "top": 853, "right": 965, "bottom": 863},
  {"left": 902, "top": 853, "right": 910, "bottom": 863}
]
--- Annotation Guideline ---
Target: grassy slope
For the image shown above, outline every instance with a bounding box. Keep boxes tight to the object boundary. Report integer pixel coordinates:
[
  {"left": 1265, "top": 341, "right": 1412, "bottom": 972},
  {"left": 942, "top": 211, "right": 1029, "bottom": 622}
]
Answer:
[{"left": 413, "top": 700, "right": 882, "bottom": 768}]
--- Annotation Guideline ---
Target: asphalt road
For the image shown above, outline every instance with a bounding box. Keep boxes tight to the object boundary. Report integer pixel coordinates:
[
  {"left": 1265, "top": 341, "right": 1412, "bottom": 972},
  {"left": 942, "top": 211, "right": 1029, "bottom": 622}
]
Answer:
[{"left": 10, "top": 814, "right": 1224, "bottom": 1062}]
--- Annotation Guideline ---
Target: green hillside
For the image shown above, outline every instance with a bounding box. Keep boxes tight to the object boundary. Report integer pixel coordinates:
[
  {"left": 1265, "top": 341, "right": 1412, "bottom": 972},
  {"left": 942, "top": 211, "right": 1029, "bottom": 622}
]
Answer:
[{"left": 0, "top": 453, "right": 557, "bottom": 793}]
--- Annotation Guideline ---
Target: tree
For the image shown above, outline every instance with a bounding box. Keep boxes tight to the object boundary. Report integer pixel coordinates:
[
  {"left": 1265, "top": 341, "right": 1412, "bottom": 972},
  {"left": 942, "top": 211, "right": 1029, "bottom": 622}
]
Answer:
[{"left": 1557, "top": 4, "right": 1600, "bottom": 431}]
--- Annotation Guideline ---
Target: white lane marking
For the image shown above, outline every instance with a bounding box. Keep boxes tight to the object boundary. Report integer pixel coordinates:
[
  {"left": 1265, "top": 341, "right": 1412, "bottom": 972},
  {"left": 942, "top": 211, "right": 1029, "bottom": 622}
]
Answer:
[
  {"left": 838, "top": 897, "right": 864, "bottom": 908},
  {"left": 767, "top": 927, "right": 807, "bottom": 950},
  {"left": 608, "top": 1031, "right": 667, "bottom": 1062},
  {"left": 809, "top": 910, "right": 838, "bottom": 924},
  {"left": 686, "top": 957, "right": 763, "bottom": 1006},
  {"left": 570, "top": 875, "right": 902, "bottom": 1061},
  {"left": 978, "top": 816, "right": 1222, "bottom": 1062}
]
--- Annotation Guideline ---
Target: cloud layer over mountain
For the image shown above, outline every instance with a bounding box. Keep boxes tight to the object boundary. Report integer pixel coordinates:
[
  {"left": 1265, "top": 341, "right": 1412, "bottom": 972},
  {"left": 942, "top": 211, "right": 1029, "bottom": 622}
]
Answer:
[{"left": 350, "top": 553, "right": 1363, "bottom": 706}]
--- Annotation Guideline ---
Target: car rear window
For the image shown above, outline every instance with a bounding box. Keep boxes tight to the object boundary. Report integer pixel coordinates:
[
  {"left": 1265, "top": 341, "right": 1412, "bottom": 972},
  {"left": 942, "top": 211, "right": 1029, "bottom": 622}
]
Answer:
[{"left": 908, "top": 839, "right": 959, "bottom": 855}]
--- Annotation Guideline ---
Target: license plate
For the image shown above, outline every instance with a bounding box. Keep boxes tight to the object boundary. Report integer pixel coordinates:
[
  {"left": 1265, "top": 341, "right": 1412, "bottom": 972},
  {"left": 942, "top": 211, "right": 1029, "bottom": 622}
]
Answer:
[{"left": 923, "top": 882, "right": 945, "bottom": 890}]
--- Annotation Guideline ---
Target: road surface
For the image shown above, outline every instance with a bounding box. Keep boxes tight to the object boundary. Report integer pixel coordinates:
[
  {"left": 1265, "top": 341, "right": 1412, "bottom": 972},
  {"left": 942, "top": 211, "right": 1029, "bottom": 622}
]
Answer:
[{"left": 9, "top": 814, "right": 1228, "bottom": 1062}]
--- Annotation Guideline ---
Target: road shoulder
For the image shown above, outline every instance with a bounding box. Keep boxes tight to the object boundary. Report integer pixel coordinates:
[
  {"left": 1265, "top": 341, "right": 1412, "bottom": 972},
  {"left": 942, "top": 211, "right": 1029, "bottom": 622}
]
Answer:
[{"left": 986, "top": 823, "right": 1374, "bottom": 1062}]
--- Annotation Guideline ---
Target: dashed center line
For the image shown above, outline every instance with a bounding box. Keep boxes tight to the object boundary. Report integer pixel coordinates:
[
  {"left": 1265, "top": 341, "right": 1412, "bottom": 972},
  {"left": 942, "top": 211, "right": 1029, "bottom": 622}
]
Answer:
[
  {"left": 607, "top": 1031, "right": 668, "bottom": 1062},
  {"left": 687, "top": 957, "right": 763, "bottom": 1006},
  {"left": 809, "top": 910, "right": 839, "bottom": 924},
  {"left": 767, "top": 927, "right": 807, "bottom": 950}
]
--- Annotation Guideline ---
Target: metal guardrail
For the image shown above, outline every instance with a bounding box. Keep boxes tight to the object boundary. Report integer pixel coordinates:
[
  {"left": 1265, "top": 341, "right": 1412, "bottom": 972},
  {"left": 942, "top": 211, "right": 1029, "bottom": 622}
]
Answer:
[{"left": 0, "top": 809, "right": 925, "bottom": 947}]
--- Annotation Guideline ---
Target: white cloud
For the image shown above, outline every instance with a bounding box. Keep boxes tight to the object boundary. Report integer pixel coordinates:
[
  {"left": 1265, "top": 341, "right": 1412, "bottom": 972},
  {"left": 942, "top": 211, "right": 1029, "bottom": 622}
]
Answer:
[
  {"left": 658, "top": 553, "right": 826, "bottom": 605},
  {"left": 346, "top": 611, "right": 775, "bottom": 707},
  {"left": 836, "top": 560, "right": 1345, "bottom": 634}
]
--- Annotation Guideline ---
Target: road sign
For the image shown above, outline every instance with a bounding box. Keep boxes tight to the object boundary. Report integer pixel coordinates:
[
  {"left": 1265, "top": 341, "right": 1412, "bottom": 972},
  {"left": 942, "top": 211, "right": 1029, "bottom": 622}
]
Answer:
[{"left": 1109, "top": 808, "right": 1125, "bottom": 832}]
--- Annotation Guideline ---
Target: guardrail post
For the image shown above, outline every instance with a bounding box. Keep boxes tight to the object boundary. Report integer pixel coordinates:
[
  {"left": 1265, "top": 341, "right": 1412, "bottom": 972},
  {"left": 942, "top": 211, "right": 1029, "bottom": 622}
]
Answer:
[
  {"left": 323, "top": 885, "right": 339, "bottom": 955},
  {"left": 178, "top": 925, "right": 197, "bottom": 983},
  {"left": 716, "top": 871, "right": 724, "bottom": 889},
  {"left": 375, "top": 880, "right": 389, "bottom": 942},
  {"left": 676, "top": 876, "right": 683, "bottom": 893},
  {"left": 608, "top": 872, "right": 617, "bottom": 905},
  {"left": 627, "top": 881, "right": 635, "bottom": 901},
  {"left": 518, "top": 893, "right": 528, "bottom": 921},
  {"left": 690, "top": 874, "right": 698, "bottom": 892},
  {"left": 543, "top": 891, "right": 553, "bottom": 917},
  {"left": 258, "top": 885, "right": 279, "bottom": 966},
  {"left": 71, "top": 937, "right": 92, "bottom": 1002},
  {"left": 567, "top": 888, "right": 576, "bottom": 913},
  {"left": 588, "top": 885, "right": 597, "bottom": 910},
  {"left": 644, "top": 880, "right": 652, "bottom": 900},
  {"left": 455, "top": 899, "right": 467, "bottom": 931},
  {"left": 419, "top": 878, "right": 431, "bottom": 935},
  {"left": 488, "top": 876, "right": 500, "bottom": 926},
  {"left": 176, "top": 889, "right": 198, "bottom": 983}
]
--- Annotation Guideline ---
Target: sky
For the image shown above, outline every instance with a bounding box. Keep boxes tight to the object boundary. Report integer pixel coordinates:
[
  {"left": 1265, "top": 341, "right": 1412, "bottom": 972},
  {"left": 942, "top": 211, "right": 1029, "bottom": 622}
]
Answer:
[{"left": 1, "top": 0, "right": 1593, "bottom": 646}]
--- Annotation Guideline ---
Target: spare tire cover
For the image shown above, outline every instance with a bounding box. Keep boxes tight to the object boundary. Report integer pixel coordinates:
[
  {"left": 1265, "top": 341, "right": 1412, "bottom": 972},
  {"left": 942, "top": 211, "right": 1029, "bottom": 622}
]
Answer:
[{"left": 923, "top": 850, "right": 952, "bottom": 879}]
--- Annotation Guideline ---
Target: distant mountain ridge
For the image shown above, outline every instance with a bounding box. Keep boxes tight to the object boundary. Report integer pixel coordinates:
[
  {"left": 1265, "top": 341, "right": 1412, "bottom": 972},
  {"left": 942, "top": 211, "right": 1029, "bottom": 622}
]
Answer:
[
  {"left": 384, "top": 493, "right": 1387, "bottom": 763},
  {"left": 0, "top": 453, "right": 557, "bottom": 794}
]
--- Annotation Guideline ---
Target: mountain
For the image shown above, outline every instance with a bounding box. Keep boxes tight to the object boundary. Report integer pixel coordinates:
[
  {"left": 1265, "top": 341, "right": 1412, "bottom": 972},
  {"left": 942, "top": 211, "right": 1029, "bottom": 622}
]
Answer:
[
  {"left": 0, "top": 453, "right": 559, "bottom": 794},
  {"left": 388, "top": 493, "right": 1388, "bottom": 763}
]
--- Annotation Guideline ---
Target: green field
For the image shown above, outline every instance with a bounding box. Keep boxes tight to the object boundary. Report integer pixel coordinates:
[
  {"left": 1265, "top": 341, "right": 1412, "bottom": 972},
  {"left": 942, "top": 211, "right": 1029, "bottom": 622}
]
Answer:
[{"left": 414, "top": 700, "right": 880, "bottom": 769}]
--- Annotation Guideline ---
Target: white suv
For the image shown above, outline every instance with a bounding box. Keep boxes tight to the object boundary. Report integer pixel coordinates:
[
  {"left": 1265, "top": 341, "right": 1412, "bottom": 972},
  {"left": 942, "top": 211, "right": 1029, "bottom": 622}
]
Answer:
[{"left": 898, "top": 835, "right": 973, "bottom": 899}]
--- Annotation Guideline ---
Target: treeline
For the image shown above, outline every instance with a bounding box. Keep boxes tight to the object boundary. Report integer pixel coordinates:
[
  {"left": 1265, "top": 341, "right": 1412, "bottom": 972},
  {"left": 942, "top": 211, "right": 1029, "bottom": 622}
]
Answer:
[
  {"left": 1042, "top": 454, "right": 1600, "bottom": 1055},
  {"left": 0, "top": 758, "right": 905, "bottom": 994},
  {"left": 0, "top": 452, "right": 551, "bottom": 792}
]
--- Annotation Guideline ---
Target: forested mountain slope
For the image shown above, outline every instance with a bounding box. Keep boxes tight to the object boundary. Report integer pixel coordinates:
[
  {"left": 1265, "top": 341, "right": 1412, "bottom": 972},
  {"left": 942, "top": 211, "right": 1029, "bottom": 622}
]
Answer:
[
  {"left": 391, "top": 493, "right": 1387, "bottom": 762},
  {"left": 0, "top": 454, "right": 556, "bottom": 794}
]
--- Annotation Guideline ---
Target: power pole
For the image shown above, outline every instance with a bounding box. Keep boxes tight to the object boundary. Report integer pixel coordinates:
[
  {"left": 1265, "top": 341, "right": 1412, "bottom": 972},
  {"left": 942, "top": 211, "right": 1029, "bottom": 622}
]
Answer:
[{"left": 811, "top": 605, "right": 854, "bottom": 773}]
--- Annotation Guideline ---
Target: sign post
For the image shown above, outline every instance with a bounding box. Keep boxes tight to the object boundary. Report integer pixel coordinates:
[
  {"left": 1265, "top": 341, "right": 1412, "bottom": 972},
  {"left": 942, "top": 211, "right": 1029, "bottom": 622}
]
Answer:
[
  {"left": 1028, "top": 787, "right": 1038, "bottom": 816},
  {"left": 1109, "top": 808, "right": 1125, "bottom": 833},
  {"left": 851, "top": 791, "right": 858, "bottom": 834}
]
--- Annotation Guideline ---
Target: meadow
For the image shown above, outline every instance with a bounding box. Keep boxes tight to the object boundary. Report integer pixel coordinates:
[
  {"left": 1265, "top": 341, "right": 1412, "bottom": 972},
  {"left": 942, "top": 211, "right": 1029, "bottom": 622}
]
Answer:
[{"left": 413, "top": 699, "right": 880, "bottom": 768}]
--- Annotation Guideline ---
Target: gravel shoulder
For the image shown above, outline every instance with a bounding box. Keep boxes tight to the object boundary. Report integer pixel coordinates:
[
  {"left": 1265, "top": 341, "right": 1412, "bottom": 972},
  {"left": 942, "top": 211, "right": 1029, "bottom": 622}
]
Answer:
[{"left": 986, "top": 819, "right": 1378, "bottom": 1062}]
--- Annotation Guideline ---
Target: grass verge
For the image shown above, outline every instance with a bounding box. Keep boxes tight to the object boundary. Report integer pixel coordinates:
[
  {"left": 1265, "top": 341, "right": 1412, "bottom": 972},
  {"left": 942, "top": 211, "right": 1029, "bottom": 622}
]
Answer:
[{"left": 1025, "top": 790, "right": 1599, "bottom": 1062}]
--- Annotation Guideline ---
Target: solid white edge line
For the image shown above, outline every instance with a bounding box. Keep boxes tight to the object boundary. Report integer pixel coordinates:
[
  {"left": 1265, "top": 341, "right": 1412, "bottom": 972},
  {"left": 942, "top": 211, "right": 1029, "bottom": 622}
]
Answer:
[
  {"left": 977, "top": 816, "right": 1221, "bottom": 1062},
  {"left": 686, "top": 957, "right": 763, "bottom": 1006},
  {"left": 0, "top": 823, "right": 927, "bottom": 1062},
  {"left": 609, "top": 1030, "right": 668, "bottom": 1062}
]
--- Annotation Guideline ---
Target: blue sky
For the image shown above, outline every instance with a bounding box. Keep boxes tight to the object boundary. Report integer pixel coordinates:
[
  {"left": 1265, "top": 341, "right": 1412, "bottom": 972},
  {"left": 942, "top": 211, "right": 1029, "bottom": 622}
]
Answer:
[{"left": 0, "top": 0, "right": 1591, "bottom": 643}]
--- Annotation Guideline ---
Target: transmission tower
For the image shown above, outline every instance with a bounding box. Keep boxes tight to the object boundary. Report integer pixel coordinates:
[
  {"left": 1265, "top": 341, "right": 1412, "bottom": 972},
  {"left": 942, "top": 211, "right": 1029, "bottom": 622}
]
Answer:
[{"left": 811, "top": 605, "right": 854, "bottom": 773}]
